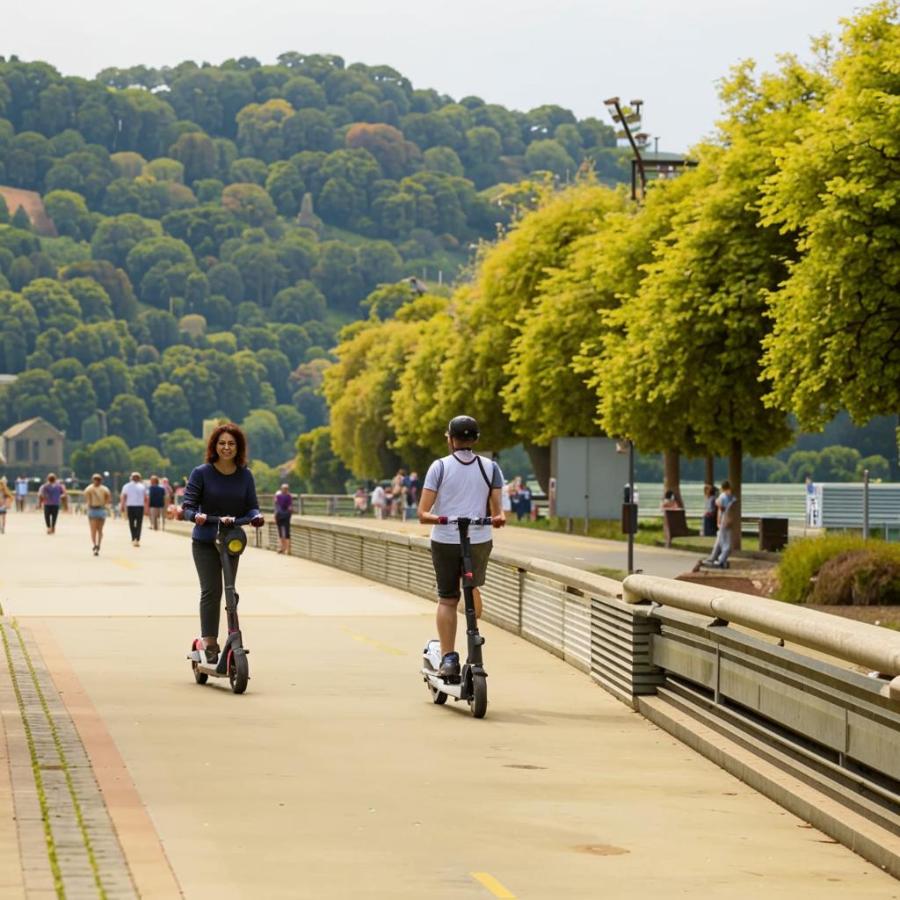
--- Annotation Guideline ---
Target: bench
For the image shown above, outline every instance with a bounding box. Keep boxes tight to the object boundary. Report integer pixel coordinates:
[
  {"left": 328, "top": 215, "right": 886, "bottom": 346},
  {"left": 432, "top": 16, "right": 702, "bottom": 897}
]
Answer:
[{"left": 663, "top": 508, "right": 697, "bottom": 547}]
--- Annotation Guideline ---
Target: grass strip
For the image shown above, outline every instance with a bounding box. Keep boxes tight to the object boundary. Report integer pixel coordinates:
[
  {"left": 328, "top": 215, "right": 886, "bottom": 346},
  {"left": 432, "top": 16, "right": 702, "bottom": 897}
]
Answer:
[
  {"left": 12, "top": 621, "right": 108, "bottom": 899},
  {"left": 1, "top": 621, "right": 65, "bottom": 898}
]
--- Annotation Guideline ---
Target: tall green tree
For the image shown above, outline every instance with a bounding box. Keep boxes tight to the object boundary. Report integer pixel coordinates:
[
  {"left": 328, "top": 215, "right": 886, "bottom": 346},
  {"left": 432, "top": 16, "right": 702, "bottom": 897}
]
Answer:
[{"left": 760, "top": 3, "right": 900, "bottom": 433}]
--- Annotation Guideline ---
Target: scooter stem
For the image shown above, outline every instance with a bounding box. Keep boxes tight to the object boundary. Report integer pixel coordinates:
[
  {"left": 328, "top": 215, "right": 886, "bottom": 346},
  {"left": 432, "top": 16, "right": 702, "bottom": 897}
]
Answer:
[{"left": 458, "top": 521, "right": 484, "bottom": 668}]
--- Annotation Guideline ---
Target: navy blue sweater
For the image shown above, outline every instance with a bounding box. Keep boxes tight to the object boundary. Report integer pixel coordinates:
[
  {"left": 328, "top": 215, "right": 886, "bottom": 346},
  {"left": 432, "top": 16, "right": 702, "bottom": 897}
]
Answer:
[{"left": 181, "top": 463, "right": 260, "bottom": 542}]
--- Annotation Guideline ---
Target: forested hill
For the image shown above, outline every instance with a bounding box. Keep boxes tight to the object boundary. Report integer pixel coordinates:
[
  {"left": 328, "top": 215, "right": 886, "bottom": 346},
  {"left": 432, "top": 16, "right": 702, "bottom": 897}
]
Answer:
[{"left": 0, "top": 53, "right": 627, "bottom": 481}]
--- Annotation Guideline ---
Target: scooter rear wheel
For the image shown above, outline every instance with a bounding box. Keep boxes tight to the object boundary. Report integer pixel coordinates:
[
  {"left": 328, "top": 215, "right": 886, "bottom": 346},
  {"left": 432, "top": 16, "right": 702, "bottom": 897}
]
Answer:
[
  {"left": 428, "top": 683, "right": 447, "bottom": 705},
  {"left": 229, "top": 650, "right": 249, "bottom": 694},
  {"left": 192, "top": 663, "right": 208, "bottom": 685},
  {"left": 470, "top": 674, "right": 487, "bottom": 719}
]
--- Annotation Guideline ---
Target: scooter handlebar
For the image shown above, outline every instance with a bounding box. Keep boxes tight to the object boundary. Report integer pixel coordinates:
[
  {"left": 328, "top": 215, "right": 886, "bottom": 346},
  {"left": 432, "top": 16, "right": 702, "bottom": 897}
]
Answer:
[
  {"left": 436, "top": 516, "right": 494, "bottom": 526},
  {"left": 195, "top": 513, "right": 264, "bottom": 527}
]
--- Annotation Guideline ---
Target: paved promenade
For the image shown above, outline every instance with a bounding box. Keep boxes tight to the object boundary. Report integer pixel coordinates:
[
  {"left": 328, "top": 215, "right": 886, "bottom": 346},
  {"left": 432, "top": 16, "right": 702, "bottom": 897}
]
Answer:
[{"left": 0, "top": 511, "right": 896, "bottom": 898}]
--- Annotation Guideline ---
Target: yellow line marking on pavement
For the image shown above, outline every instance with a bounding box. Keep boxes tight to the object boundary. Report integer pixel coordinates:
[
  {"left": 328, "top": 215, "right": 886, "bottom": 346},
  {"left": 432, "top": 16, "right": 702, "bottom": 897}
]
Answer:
[
  {"left": 340, "top": 627, "right": 407, "bottom": 656},
  {"left": 471, "top": 871, "right": 516, "bottom": 898},
  {"left": 112, "top": 557, "right": 138, "bottom": 570}
]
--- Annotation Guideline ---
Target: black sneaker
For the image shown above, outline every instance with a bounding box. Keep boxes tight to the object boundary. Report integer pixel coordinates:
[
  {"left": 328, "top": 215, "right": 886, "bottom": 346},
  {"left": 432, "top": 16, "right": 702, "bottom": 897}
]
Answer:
[{"left": 439, "top": 652, "right": 460, "bottom": 678}]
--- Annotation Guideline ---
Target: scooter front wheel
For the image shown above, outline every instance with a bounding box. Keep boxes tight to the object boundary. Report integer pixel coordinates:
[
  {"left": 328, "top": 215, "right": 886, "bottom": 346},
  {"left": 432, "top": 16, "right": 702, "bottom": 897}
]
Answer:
[
  {"left": 229, "top": 650, "right": 249, "bottom": 694},
  {"left": 470, "top": 674, "right": 487, "bottom": 719}
]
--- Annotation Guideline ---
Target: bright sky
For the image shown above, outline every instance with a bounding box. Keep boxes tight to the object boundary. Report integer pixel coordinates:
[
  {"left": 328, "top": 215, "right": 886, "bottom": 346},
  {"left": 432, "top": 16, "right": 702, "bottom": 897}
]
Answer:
[{"left": 3, "top": 0, "right": 865, "bottom": 152}]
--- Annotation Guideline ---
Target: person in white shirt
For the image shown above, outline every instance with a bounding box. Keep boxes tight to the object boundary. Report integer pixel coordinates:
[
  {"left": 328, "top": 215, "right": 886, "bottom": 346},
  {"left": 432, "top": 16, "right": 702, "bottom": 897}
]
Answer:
[
  {"left": 417, "top": 415, "right": 506, "bottom": 678},
  {"left": 120, "top": 472, "right": 148, "bottom": 547},
  {"left": 370, "top": 484, "right": 386, "bottom": 519}
]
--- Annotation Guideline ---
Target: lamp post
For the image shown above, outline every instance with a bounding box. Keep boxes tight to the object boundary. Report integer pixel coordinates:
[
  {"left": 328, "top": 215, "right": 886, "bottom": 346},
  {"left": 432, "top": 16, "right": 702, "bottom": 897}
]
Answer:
[
  {"left": 604, "top": 97, "right": 696, "bottom": 201},
  {"left": 617, "top": 439, "right": 637, "bottom": 574},
  {"left": 604, "top": 97, "right": 648, "bottom": 201}
]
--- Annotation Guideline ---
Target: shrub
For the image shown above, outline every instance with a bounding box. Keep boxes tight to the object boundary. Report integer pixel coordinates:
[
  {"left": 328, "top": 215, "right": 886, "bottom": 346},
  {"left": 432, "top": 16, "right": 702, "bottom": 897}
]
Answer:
[
  {"left": 808, "top": 550, "right": 900, "bottom": 606},
  {"left": 776, "top": 535, "right": 900, "bottom": 605}
]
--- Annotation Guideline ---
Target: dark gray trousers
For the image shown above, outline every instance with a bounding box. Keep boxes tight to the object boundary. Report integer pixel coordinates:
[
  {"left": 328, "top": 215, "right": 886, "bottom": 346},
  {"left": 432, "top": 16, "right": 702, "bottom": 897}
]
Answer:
[{"left": 192, "top": 540, "right": 240, "bottom": 638}]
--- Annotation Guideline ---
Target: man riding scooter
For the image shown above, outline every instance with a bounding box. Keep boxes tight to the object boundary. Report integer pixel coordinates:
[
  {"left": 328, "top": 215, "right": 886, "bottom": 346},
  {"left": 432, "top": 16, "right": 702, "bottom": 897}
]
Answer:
[{"left": 417, "top": 415, "right": 506, "bottom": 678}]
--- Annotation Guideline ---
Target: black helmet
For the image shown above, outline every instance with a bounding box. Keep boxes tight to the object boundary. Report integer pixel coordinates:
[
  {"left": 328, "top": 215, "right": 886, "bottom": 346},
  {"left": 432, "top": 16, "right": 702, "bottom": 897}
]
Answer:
[{"left": 447, "top": 415, "right": 479, "bottom": 441}]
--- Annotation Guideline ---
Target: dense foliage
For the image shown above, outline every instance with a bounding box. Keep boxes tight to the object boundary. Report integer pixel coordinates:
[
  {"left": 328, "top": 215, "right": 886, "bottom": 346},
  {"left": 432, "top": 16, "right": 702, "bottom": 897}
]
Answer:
[
  {"left": 323, "top": 3, "right": 899, "bottom": 512},
  {"left": 0, "top": 51, "right": 626, "bottom": 485}
]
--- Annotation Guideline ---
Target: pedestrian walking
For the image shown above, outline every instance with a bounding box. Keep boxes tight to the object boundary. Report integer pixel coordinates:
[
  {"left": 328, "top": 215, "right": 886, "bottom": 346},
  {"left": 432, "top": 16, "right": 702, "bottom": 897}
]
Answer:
[
  {"left": 354, "top": 486, "right": 368, "bottom": 516},
  {"left": 14, "top": 475, "right": 28, "bottom": 512},
  {"left": 804, "top": 474, "right": 818, "bottom": 527},
  {"left": 516, "top": 480, "right": 532, "bottom": 521},
  {"left": 406, "top": 471, "right": 419, "bottom": 509},
  {"left": 83, "top": 473, "right": 112, "bottom": 556},
  {"left": 371, "top": 483, "right": 386, "bottom": 519},
  {"left": 0, "top": 477, "right": 12, "bottom": 533},
  {"left": 391, "top": 469, "right": 407, "bottom": 518},
  {"left": 181, "top": 423, "right": 260, "bottom": 664},
  {"left": 121, "top": 472, "right": 148, "bottom": 547},
  {"left": 38, "top": 473, "right": 66, "bottom": 534},
  {"left": 274, "top": 483, "right": 294, "bottom": 554},
  {"left": 702, "top": 484, "right": 718, "bottom": 537},
  {"left": 704, "top": 480, "right": 736, "bottom": 569},
  {"left": 147, "top": 475, "right": 166, "bottom": 530}
]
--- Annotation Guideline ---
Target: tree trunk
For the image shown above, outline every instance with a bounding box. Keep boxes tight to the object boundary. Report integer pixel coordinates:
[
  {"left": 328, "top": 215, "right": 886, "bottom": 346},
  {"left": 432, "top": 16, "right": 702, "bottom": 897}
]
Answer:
[
  {"left": 705, "top": 454, "right": 715, "bottom": 486},
  {"left": 524, "top": 443, "right": 551, "bottom": 494},
  {"left": 728, "top": 439, "right": 742, "bottom": 552},
  {"left": 663, "top": 449, "right": 682, "bottom": 506}
]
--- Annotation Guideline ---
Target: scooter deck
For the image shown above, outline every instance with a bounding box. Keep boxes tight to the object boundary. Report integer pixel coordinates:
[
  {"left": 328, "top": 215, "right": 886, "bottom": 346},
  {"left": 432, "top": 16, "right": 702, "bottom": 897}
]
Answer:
[
  {"left": 188, "top": 648, "right": 249, "bottom": 678},
  {"left": 422, "top": 670, "right": 466, "bottom": 700}
]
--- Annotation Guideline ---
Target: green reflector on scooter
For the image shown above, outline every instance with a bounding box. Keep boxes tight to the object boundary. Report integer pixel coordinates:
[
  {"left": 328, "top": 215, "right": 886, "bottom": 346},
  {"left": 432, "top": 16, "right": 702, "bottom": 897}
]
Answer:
[{"left": 228, "top": 537, "right": 244, "bottom": 554}]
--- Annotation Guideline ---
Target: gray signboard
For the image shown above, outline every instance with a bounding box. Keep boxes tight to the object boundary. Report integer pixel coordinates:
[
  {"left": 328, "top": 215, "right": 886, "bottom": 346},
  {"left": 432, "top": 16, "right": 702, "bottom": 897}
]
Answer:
[{"left": 550, "top": 437, "right": 630, "bottom": 520}]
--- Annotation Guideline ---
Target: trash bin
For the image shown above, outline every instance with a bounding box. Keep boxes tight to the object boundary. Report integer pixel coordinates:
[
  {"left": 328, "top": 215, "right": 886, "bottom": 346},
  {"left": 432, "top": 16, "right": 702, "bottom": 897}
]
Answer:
[
  {"left": 621, "top": 502, "right": 638, "bottom": 535},
  {"left": 758, "top": 517, "right": 789, "bottom": 552}
]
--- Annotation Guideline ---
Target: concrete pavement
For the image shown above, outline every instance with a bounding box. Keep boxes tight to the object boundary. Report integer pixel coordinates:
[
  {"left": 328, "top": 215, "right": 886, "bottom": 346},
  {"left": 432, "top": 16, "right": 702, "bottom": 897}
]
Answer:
[{"left": 0, "top": 510, "right": 896, "bottom": 898}]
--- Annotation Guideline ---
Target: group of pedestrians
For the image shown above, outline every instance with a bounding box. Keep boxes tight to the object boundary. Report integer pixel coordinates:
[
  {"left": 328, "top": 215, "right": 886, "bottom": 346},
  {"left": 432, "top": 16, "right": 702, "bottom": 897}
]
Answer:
[
  {"left": 1, "top": 470, "right": 174, "bottom": 555},
  {"left": 501, "top": 477, "right": 533, "bottom": 521},
  {"left": 367, "top": 470, "right": 420, "bottom": 519}
]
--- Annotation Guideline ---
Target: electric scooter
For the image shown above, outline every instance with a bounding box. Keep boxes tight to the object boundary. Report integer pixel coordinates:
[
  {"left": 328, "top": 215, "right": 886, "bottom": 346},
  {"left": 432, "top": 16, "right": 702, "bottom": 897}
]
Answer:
[
  {"left": 422, "top": 516, "right": 492, "bottom": 719},
  {"left": 187, "top": 514, "right": 263, "bottom": 694}
]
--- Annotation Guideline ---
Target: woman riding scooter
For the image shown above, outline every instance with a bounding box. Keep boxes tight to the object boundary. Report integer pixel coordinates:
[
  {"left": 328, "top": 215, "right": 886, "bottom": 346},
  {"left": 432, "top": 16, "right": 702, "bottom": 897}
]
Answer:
[{"left": 181, "top": 423, "right": 260, "bottom": 664}]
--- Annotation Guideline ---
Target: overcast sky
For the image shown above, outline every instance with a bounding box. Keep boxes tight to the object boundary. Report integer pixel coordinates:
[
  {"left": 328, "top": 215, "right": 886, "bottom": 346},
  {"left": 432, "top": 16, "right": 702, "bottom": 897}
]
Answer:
[{"left": 2, "top": 0, "right": 866, "bottom": 152}]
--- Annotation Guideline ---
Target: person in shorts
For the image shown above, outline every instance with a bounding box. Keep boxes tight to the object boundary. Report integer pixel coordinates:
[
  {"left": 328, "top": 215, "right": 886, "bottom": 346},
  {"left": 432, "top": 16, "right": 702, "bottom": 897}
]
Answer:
[
  {"left": 0, "top": 477, "right": 12, "bottom": 533},
  {"left": 274, "top": 483, "right": 294, "bottom": 554},
  {"left": 83, "top": 473, "right": 111, "bottom": 555},
  {"left": 417, "top": 415, "right": 506, "bottom": 678}
]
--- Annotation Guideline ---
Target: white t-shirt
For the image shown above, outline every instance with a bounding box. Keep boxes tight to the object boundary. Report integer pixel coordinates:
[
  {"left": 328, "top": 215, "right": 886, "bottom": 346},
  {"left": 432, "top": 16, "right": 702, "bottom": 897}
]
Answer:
[
  {"left": 423, "top": 450, "right": 503, "bottom": 544},
  {"left": 121, "top": 481, "right": 147, "bottom": 506}
]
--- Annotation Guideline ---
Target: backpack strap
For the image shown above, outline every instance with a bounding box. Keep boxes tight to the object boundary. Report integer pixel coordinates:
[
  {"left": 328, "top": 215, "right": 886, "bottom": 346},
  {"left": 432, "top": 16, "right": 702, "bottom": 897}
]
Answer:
[
  {"left": 434, "top": 459, "right": 445, "bottom": 493},
  {"left": 475, "top": 456, "right": 495, "bottom": 516}
]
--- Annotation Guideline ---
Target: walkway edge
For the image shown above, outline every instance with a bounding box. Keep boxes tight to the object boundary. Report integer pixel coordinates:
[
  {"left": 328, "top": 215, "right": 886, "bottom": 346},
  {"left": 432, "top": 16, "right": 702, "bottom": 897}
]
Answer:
[
  {"left": 637, "top": 694, "right": 900, "bottom": 879},
  {"left": 0, "top": 626, "right": 26, "bottom": 899},
  {"left": 27, "top": 620, "right": 183, "bottom": 899}
]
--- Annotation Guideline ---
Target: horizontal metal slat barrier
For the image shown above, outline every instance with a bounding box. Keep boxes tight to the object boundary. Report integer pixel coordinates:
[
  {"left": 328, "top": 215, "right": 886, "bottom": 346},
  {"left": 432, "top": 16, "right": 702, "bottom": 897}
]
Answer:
[{"left": 622, "top": 574, "right": 900, "bottom": 877}]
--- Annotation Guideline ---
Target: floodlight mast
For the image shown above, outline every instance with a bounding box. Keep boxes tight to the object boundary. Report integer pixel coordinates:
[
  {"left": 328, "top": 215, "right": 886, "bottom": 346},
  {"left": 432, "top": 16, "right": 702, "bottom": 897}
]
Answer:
[{"left": 604, "top": 96, "right": 647, "bottom": 201}]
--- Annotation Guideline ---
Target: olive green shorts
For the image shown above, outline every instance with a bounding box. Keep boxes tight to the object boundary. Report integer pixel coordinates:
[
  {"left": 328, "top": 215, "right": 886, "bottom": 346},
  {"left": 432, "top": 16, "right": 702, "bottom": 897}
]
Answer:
[{"left": 430, "top": 540, "right": 492, "bottom": 601}]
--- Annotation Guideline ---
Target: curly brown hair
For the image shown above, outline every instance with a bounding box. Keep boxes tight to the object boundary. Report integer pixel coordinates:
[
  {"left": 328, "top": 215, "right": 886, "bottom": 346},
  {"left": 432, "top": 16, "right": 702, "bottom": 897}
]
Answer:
[{"left": 205, "top": 423, "right": 248, "bottom": 467}]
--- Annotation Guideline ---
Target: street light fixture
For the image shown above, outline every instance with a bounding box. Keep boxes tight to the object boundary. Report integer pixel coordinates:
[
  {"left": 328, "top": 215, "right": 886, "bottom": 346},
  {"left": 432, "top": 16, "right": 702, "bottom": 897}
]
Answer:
[{"left": 604, "top": 97, "right": 648, "bottom": 201}]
